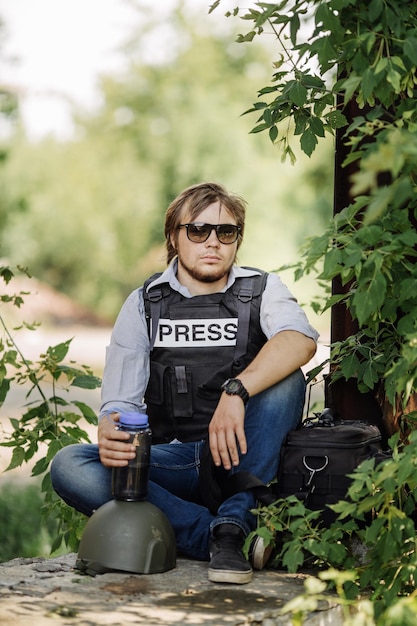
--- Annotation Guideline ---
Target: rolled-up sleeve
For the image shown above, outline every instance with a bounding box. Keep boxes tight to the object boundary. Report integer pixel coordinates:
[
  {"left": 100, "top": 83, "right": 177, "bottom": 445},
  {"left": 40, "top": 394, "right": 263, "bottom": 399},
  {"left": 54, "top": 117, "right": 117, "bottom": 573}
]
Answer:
[
  {"left": 260, "top": 273, "right": 320, "bottom": 342},
  {"left": 100, "top": 288, "right": 150, "bottom": 418}
]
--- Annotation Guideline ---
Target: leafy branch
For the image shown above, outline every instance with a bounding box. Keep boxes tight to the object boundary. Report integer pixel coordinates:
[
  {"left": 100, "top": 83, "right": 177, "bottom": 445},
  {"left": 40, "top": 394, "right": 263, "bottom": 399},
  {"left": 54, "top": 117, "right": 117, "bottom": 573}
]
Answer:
[
  {"left": 0, "top": 264, "right": 101, "bottom": 551},
  {"left": 246, "top": 431, "right": 417, "bottom": 622},
  {"left": 211, "top": 1, "right": 417, "bottom": 421},
  {"left": 210, "top": 1, "right": 417, "bottom": 621}
]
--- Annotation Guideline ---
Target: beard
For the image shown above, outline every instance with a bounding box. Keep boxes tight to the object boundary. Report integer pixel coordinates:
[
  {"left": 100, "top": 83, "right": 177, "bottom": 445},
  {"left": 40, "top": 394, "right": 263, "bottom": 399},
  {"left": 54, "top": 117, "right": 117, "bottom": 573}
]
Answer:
[{"left": 177, "top": 256, "right": 234, "bottom": 284}]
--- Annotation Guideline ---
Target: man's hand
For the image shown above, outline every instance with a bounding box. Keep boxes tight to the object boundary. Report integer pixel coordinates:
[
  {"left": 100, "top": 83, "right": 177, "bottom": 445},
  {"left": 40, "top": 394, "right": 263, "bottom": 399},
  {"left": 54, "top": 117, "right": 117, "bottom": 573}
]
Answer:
[
  {"left": 208, "top": 394, "right": 247, "bottom": 471},
  {"left": 98, "top": 413, "right": 136, "bottom": 467},
  {"left": 207, "top": 332, "right": 316, "bottom": 471}
]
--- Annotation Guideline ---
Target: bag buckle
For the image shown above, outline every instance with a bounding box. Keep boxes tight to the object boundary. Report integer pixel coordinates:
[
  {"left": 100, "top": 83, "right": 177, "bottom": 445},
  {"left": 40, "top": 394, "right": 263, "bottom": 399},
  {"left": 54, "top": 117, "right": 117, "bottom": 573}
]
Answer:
[{"left": 302, "top": 455, "right": 329, "bottom": 492}]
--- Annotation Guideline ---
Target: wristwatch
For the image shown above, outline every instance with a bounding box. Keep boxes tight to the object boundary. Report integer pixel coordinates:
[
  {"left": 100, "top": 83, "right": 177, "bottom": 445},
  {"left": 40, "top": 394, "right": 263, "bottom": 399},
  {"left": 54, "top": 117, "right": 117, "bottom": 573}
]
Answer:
[{"left": 221, "top": 378, "right": 249, "bottom": 404}]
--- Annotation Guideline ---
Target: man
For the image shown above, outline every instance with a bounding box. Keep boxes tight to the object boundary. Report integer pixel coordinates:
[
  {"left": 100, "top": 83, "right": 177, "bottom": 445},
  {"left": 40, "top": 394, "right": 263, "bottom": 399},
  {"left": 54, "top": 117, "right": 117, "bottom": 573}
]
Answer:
[{"left": 51, "top": 182, "right": 318, "bottom": 584}]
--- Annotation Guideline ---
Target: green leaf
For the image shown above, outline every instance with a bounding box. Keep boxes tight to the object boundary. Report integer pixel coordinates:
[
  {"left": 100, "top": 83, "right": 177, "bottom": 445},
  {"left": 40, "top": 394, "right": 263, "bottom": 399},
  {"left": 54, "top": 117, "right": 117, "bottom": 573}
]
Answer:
[
  {"left": 302, "top": 74, "right": 326, "bottom": 90},
  {"left": 0, "top": 377, "right": 11, "bottom": 405},
  {"left": 361, "top": 68, "right": 376, "bottom": 102},
  {"left": 361, "top": 361, "right": 379, "bottom": 389},
  {"left": 374, "top": 57, "right": 388, "bottom": 75},
  {"left": 45, "top": 438, "right": 64, "bottom": 463},
  {"left": 71, "top": 374, "right": 101, "bottom": 389},
  {"left": 353, "top": 271, "right": 387, "bottom": 326},
  {"left": 5, "top": 446, "right": 25, "bottom": 471},
  {"left": 397, "top": 313, "right": 417, "bottom": 336},
  {"left": 31, "top": 456, "right": 50, "bottom": 476},
  {"left": 322, "top": 293, "right": 348, "bottom": 312},
  {"left": 0, "top": 267, "right": 14, "bottom": 284},
  {"left": 269, "top": 125, "right": 278, "bottom": 142},
  {"left": 386, "top": 67, "right": 401, "bottom": 92},
  {"left": 325, "top": 109, "right": 347, "bottom": 130},
  {"left": 47, "top": 340, "right": 72, "bottom": 363},
  {"left": 404, "top": 37, "right": 417, "bottom": 65},
  {"left": 300, "top": 128, "right": 318, "bottom": 157},
  {"left": 317, "top": 37, "right": 338, "bottom": 71},
  {"left": 73, "top": 400, "right": 98, "bottom": 424},
  {"left": 340, "top": 352, "right": 361, "bottom": 380},
  {"left": 9, "top": 417, "right": 20, "bottom": 430},
  {"left": 50, "top": 534, "right": 64, "bottom": 554},
  {"left": 208, "top": 0, "right": 220, "bottom": 14},
  {"left": 288, "top": 81, "right": 307, "bottom": 107},
  {"left": 289, "top": 12, "right": 300, "bottom": 46},
  {"left": 250, "top": 122, "right": 269, "bottom": 134},
  {"left": 309, "top": 116, "right": 325, "bottom": 137},
  {"left": 363, "top": 187, "right": 393, "bottom": 225},
  {"left": 294, "top": 110, "right": 308, "bottom": 135},
  {"left": 398, "top": 230, "right": 417, "bottom": 247},
  {"left": 236, "top": 30, "right": 256, "bottom": 43},
  {"left": 368, "top": 0, "right": 383, "bottom": 21},
  {"left": 341, "top": 75, "right": 362, "bottom": 105},
  {"left": 321, "top": 247, "right": 342, "bottom": 279}
]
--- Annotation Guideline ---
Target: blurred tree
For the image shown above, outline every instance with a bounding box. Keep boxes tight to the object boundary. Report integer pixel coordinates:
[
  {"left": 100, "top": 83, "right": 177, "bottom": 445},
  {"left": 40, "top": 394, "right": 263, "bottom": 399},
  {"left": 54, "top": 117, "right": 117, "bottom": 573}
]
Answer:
[
  {"left": 0, "top": 482, "right": 59, "bottom": 561},
  {"left": 0, "top": 17, "right": 25, "bottom": 238},
  {"left": 0, "top": 3, "right": 333, "bottom": 321}
]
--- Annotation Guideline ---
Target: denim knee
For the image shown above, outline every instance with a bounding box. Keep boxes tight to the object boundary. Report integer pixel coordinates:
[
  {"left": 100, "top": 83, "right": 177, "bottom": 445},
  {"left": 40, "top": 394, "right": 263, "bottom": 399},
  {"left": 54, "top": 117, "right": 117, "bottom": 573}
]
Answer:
[{"left": 50, "top": 444, "right": 110, "bottom": 516}]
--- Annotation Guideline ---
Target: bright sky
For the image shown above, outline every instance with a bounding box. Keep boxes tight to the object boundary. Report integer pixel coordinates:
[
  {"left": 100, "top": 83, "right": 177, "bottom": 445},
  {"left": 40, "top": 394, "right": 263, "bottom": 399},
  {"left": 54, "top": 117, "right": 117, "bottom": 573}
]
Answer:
[
  {"left": 0, "top": 0, "right": 246, "bottom": 139},
  {"left": 0, "top": 0, "right": 141, "bottom": 138},
  {"left": 1, "top": 0, "right": 224, "bottom": 139}
]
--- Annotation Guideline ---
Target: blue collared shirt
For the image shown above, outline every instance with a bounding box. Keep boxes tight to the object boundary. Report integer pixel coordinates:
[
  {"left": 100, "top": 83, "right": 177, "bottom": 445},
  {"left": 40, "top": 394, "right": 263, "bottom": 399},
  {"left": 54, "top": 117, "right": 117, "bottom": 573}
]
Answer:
[{"left": 100, "top": 260, "right": 319, "bottom": 418}]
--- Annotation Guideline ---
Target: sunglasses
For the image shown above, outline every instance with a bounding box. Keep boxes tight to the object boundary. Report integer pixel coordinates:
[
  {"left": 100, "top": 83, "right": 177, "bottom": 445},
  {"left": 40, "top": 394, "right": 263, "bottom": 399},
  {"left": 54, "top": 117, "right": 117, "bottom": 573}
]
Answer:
[{"left": 178, "top": 222, "right": 241, "bottom": 244}]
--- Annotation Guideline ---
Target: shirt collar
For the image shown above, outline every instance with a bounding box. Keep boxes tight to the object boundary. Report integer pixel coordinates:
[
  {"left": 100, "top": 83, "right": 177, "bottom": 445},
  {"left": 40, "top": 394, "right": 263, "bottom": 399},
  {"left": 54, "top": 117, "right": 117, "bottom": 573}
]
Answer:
[{"left": 145, "top": 259, "right": 261, "bottom": 297}]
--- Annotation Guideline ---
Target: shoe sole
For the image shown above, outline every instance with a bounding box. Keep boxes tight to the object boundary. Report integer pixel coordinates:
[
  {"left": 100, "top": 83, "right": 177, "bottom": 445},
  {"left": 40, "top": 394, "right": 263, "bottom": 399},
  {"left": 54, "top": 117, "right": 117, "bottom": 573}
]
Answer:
[
  {"left": 250, "top": 536, "right": 274, "bottom": 571},
  {"left": 208, "top": 568, "right": 253, "bottom": 584}
]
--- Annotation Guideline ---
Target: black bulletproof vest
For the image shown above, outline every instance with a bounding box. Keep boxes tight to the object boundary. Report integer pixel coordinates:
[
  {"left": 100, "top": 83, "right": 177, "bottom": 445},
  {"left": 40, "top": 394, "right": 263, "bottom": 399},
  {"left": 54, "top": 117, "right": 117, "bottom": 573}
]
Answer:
[{"left": 143, "top": 270, "right": 268, "bottom": 443}]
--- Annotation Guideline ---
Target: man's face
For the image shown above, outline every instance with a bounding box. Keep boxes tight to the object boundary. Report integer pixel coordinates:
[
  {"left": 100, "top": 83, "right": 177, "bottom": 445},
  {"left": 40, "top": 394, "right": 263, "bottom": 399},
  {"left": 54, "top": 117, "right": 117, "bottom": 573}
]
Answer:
[{"left": 172, "top": 200, "right": 238, "bottom": 290}]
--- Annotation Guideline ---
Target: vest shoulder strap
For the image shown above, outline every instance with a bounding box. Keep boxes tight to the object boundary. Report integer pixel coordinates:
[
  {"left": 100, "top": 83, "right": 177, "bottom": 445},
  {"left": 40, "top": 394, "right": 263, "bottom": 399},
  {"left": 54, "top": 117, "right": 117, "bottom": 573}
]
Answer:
[
  {"left": 233, "top": 269, "right": 268, "bottom": 360},
  {"left": 143, "top": 273, "right": 171, "bottom": 350}
]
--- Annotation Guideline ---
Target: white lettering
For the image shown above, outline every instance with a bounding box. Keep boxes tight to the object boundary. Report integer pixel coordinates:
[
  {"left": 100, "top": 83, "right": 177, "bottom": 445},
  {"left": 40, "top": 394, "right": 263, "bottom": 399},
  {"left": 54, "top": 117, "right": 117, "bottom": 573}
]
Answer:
[{"left": 153, "top": 318, "right": 238, "bottom": 347}]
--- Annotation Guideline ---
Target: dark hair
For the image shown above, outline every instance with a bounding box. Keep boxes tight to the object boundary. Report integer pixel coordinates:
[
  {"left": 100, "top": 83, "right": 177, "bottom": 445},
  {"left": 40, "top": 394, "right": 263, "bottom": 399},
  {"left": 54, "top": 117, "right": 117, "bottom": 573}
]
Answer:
[{"left": 164, "top": 182, "right": 246, "bottom": 264}]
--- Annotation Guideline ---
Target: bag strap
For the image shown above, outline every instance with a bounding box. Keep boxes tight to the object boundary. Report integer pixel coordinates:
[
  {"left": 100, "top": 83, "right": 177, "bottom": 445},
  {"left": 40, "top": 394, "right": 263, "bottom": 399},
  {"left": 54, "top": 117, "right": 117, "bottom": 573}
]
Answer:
[
  {"left": 222, "top": 471, "right": 276, "bottom": 506},
  {"left": 223, "top": 469, "right": 322, "bottom": 508}
]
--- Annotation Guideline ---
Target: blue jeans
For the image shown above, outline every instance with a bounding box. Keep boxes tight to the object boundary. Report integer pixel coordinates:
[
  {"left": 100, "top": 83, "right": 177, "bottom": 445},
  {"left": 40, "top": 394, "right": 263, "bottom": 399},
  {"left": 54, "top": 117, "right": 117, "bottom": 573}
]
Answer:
[{"left": 51, "top": 369, "right": 305, "bottom": 561}]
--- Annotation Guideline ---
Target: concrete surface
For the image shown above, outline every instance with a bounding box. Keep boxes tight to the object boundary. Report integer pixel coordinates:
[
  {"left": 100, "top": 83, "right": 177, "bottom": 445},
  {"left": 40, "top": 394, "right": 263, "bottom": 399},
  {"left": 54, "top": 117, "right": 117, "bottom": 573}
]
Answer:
[{"left": 0, "top": 553, "right": 344, "bottom": 626}]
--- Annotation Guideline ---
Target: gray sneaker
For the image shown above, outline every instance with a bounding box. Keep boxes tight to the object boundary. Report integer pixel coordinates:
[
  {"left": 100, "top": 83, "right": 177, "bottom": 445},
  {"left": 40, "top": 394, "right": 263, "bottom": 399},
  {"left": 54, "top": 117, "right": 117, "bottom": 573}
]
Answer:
[{"left": 208, "top": 523, "right": 253, "bottom": 584}]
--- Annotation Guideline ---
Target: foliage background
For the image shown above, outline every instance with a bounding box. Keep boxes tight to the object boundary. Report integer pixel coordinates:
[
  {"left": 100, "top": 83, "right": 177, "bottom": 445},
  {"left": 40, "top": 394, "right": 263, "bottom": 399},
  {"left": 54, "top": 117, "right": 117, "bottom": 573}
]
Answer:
[
  {"left": 0, "top": 1, "right": 332, "bottom": 327},
  {"left": 0, "top": 1, "right": 332, "bottom": 561}
]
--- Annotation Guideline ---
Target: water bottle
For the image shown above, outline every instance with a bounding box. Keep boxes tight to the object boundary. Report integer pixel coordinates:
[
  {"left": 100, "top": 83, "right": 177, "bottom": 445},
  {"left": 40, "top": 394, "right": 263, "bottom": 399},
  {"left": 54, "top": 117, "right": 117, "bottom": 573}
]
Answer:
[{"left": 111, "top": 412, "right": 152, "bottom": 501}]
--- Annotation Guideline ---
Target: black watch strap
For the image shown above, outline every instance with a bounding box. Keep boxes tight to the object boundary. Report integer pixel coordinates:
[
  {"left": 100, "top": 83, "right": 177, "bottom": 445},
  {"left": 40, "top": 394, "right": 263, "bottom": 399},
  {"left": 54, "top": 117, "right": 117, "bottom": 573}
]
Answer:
[{"left": 221, "top": 378, "right": 249, "bottom": 404}]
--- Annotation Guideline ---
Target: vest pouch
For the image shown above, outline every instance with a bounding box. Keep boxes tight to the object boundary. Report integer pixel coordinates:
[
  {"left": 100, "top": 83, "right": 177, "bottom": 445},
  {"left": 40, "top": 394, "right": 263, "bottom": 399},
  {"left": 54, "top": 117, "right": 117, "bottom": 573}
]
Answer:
[
  {"left": 145, "top": 360, "right": 166, "bottom": 407},
  {"left": 145, "top": 361, "right": 177, "bottom": 442},
  {"left": 146, "top": 362, "right": 193, "bottom": 418},
  {"left": 167, "top": 365, "right": 193, "bottom": 418}
]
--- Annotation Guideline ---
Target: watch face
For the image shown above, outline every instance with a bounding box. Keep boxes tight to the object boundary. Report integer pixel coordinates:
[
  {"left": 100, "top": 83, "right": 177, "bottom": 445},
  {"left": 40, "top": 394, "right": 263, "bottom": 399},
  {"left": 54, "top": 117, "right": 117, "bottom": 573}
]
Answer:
[{"left": 226, "top": 379, "right": 241, "bottom": 393}]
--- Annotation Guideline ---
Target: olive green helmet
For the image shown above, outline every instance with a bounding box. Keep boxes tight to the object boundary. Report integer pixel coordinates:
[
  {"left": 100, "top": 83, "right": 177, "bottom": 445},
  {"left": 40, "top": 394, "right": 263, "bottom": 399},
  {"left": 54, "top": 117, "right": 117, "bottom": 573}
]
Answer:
[{"left": 76, "top": 500, "right": 176, "bottom": 576}]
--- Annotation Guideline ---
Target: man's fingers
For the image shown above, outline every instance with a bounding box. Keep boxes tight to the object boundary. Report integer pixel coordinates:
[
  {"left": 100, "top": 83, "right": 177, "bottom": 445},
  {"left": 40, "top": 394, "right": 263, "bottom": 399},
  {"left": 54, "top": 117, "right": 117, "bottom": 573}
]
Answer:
[
  {"left": 210, "top": 430, "right": 240, "bottom": 471},
  {"left": 225, "top": 432, "right": 239, "bottom": 468},
  {"left": 98, "top": 415, "right": 136, "bottom": 467},
  {"left": 210, "top": 431, "right": 233, "bottom": 470},
  {"left": 209, "top": 432, "right": 222, "bottom": 467},
  {"left": 99, "top": 444, "right": 136, "bottom": 467},
  {"left": 236, "top": 427, "right": 247, "bottom": 456}
]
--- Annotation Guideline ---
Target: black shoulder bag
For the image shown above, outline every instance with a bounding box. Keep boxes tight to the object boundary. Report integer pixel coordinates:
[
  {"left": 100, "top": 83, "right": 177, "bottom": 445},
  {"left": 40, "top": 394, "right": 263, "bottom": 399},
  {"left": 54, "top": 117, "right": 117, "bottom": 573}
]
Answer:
[{"left": 199, "top": 409, "right": 388, "bottom": 524}]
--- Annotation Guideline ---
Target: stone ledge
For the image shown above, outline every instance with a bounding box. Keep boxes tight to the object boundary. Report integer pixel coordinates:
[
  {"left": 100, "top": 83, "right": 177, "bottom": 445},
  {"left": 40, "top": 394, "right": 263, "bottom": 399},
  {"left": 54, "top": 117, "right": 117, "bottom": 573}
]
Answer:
[{"left": 0, "top": 554, "right": 343, "bottom": 625}]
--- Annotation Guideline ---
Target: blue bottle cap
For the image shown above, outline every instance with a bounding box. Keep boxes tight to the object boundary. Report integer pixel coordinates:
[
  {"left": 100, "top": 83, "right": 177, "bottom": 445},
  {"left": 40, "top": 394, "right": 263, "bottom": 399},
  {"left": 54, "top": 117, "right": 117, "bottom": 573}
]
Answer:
[{"left": 119, "top": 412, "right": 149, "bottom": 427}]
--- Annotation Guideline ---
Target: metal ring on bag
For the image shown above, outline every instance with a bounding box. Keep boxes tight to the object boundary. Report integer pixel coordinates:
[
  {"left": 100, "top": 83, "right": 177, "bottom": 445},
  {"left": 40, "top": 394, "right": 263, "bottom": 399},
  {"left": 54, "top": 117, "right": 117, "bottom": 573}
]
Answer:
[{"left": 302, "top": 455, "right": 329, "bottom": 473}]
